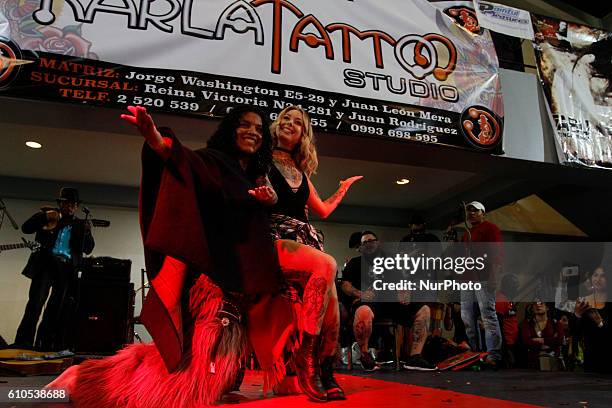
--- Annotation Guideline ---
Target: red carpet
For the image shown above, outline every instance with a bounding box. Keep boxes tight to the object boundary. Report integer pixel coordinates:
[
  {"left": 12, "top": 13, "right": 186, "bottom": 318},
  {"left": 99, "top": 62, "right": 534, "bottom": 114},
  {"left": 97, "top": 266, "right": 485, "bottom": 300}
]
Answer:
[{"left": 220, "top": 371, "right": 542, "bottom": 407}]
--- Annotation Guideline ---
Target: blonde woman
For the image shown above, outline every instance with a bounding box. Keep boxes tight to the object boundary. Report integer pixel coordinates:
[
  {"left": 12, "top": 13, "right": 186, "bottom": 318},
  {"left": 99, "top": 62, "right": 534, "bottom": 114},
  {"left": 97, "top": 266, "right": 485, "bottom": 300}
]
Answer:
[
  {"left": 269, "top": 106, "right": 362, "bottom": 400},
  {"left": 269, "top": 105, "right": 362, "bottom": 250}
]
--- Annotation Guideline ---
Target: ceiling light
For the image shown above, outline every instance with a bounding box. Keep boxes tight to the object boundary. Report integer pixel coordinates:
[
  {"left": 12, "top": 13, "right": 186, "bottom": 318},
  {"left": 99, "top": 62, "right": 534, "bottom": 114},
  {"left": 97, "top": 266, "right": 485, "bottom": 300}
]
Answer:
[
  {"left": 25, "top": 141, "right": 42, "bottom": 149},
  {"left": 396, "top": 178, "right": 410, "bottom": 185}
]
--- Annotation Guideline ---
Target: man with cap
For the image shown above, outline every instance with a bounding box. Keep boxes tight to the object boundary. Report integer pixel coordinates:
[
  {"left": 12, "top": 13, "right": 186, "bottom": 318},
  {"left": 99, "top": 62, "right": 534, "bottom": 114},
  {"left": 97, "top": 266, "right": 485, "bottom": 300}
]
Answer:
[
  {"left": 460, "top": 201, "right": 503, "bottom": 367},
  {"left": 14, "top": 187, "right": 95, "bottom": 350}
]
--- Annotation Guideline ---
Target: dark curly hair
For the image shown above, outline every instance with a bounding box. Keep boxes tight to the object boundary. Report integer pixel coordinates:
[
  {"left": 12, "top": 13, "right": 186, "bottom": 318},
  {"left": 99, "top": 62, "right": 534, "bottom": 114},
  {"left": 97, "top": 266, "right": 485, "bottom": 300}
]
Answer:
[{"left": 207, "top": 106, "right": 273, "bottom": 180}]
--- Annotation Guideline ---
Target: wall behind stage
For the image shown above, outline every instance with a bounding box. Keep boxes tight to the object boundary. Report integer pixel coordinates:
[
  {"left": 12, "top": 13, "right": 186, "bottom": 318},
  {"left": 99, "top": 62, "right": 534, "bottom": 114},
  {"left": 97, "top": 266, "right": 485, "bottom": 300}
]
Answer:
[{"left": 0, "top": 198, "right": 409, "bottom": 345}]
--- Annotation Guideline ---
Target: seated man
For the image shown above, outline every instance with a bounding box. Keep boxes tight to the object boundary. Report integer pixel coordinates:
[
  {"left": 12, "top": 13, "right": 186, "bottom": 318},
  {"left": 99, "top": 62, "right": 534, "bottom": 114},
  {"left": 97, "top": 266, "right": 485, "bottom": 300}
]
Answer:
[{"left": 340, "top": 231, "right": 436, "bottom": 371}]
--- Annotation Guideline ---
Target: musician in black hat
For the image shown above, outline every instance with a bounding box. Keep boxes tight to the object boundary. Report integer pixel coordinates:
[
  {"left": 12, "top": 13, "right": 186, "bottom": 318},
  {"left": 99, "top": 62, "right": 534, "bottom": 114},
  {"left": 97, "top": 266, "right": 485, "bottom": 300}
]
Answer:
[{"left": 14, "top": 187, "right": 95, "bottom": 350}]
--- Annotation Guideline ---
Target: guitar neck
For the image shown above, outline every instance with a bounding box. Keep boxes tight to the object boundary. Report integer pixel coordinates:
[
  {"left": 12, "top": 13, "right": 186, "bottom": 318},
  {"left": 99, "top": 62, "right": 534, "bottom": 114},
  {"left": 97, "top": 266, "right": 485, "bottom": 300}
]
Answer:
[{"left": 0, "top": 243, "right": 28, "bottom": 251}]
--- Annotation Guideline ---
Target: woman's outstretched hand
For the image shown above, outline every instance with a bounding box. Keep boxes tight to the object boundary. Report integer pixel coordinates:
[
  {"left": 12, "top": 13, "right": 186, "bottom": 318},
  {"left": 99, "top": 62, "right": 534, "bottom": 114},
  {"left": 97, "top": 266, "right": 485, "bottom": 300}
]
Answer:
[
  {"left": 306, "top": 175, "right": 363, "bottom": 219},
  {"left": 339, "top": 175, "right": 364, "bottom": 191},
  {"left": 120, "top": 105, "right": 170, "bottom": 157}
]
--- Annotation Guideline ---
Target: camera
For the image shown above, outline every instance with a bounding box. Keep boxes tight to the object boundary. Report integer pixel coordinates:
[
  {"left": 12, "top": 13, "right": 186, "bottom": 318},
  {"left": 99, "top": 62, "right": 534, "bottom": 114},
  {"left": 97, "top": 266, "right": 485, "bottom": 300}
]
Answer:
[
  {"left": 561, "top": 265, "right": 580, "bottom": 299},
  {"left": 561, "top": 266, "right": 579, "bottom": 277}
]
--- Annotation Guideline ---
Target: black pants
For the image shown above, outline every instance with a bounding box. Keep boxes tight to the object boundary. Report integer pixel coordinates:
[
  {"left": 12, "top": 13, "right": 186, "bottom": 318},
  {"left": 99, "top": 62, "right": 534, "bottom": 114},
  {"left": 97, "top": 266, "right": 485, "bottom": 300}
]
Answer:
[
  {"left": 15, "top": 256, "right": 54, "bottom": 347},
  {"left": 15, "top": 257, "right": 76, "bottom": 350},
  {"left": 38, "top": 258, "right": 78, "bottom": 351}
]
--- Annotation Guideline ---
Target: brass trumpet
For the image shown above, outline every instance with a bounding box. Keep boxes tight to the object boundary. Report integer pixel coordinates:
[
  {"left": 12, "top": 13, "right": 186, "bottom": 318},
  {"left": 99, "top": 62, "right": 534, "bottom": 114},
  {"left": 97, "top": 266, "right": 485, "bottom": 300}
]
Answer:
[{"left": 41, "top": 206, "right": 61, "bottom": 231}]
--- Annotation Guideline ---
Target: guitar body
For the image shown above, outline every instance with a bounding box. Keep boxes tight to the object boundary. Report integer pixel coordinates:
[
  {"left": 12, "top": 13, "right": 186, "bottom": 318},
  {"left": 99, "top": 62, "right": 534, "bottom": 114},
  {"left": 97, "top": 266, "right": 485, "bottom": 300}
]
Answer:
[{"left": 0, "top": 348, "right": 73, "bottom": 376}]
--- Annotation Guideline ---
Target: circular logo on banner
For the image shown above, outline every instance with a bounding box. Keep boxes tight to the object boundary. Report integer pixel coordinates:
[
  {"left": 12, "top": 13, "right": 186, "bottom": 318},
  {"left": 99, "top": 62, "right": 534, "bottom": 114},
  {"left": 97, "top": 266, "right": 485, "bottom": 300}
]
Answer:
[
  {"left": 443, "top": 7, "right": 483, "bottom": 35},
  {"left": 0, "top": 38, "right": 23, "bottom": 89},
  {"left": 395, "top": 33, "right": 457, "bottom": 81},
  {"left": 460, "top": 106, "right": 503, "bottom": 151}
]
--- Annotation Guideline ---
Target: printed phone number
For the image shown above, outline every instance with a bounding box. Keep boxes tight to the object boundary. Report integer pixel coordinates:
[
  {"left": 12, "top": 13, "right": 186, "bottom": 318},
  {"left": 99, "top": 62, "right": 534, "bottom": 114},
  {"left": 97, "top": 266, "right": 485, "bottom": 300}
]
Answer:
[
  {"left": 270, "top": 110, "right": 328, "bottom": 127},
  {"left": 117, "top": 95, "right": 199, "bottom": 111},
  {"left": 350, "top": 124, "right": 440, "bottom": 143},
  {"left": 1, "top": 387, "right": 69, "bottom": 402}
]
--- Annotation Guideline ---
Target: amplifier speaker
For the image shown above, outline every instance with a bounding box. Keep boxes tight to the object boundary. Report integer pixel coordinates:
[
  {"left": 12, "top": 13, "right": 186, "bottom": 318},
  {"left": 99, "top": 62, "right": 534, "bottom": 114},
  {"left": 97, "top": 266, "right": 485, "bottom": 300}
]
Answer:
[
  {"left": 73, "top": 279, "right": 135, "bottom": 354},
  {"left": 80, "top": 257, "right": 132, "bottom": 282}
]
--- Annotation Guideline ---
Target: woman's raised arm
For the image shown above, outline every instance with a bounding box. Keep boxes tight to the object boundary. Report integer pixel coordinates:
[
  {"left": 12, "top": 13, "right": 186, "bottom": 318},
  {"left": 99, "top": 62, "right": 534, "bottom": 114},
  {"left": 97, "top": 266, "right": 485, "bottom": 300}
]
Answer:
[{"left": 121, "top": 105, "right": 172, "bottom": 160}]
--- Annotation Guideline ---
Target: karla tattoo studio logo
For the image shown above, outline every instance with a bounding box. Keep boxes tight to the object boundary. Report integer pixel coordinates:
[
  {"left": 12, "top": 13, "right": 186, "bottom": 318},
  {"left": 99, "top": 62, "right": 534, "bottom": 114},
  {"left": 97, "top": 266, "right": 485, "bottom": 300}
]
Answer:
[
  {"left": 0, "top": 38, "right": 23, "bottom": 89},
  {"left": 461, "top": 106, "right": 502, "bottom": 150},
  {"left": 28, "top": 0, "right": 458, "bottom": 83}
]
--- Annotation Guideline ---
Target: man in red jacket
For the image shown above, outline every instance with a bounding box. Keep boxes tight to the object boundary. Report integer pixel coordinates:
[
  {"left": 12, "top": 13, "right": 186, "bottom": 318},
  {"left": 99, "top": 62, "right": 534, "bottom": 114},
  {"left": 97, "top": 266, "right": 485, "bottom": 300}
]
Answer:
[{"left": 460, "top": 201, "right": 503, "bottom": 368}]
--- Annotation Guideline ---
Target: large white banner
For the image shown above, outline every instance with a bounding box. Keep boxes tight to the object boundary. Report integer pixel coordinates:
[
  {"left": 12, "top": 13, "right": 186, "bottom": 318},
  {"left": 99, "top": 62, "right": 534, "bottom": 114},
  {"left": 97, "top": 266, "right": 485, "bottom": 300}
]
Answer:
[
  {"left": 0, "top": 0, "right": 504, "bottom": 152},
  {"left": 533, "top": 16, "right": 612, "bottom": 168}
]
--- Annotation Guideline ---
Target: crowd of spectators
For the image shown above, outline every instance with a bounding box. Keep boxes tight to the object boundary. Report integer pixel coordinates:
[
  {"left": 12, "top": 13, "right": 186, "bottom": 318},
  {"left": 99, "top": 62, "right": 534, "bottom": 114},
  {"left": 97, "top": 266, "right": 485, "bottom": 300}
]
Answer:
[{"left": 334, "top": 202, "right": 611, "bottom": 374}]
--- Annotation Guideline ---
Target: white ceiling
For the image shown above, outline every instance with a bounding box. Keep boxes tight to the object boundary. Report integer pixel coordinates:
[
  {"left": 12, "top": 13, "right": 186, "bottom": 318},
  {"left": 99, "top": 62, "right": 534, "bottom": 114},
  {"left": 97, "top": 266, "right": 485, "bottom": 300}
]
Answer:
[
  {"left": 1, "top": 115, "right": 478, "bottom": 210},
  {"left": 1, "top": 98, "right": 593, "bottom": 236}
]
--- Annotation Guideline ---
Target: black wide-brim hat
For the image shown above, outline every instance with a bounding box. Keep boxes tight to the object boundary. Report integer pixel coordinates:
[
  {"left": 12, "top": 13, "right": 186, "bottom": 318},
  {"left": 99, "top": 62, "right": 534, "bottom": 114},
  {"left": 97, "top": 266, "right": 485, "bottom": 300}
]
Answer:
[{"left": 56, "top": 187, "right": 81, "bottom": 204}]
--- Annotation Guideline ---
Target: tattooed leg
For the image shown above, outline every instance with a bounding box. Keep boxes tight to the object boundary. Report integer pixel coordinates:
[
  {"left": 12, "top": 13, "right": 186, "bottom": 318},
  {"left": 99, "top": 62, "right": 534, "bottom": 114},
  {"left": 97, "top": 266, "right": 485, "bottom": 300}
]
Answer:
[
  {"left": 354, "top": 305, "right": 374, "bottom": 353},
  {"left": 409, "top": 305, "right": 431, "bottom": 356},
  {"left": 276, "top": 239, "right": 336, "bottom": 335},
  {"left": 302, "top": 277, "right": 330, "bottom": 335},
  {"left": 319, "top": 282, "right": 340, "bottom": 358}
]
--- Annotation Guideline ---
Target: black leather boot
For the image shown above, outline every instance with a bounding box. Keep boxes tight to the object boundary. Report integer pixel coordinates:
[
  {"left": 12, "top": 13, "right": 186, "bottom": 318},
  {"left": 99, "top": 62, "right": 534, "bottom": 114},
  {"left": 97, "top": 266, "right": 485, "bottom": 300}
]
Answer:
[
  {"left": 321, "top": 357, "right": 346, "bottom": 400},
  {"left": 294, "top": 333, "right": 327, "bottom": 402}
]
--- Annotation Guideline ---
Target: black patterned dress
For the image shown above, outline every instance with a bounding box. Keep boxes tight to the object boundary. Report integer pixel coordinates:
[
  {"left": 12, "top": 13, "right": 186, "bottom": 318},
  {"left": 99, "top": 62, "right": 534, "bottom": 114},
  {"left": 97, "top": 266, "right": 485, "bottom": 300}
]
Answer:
[{"left": 268, "top": 164, "right": 324, "bottom": 251}]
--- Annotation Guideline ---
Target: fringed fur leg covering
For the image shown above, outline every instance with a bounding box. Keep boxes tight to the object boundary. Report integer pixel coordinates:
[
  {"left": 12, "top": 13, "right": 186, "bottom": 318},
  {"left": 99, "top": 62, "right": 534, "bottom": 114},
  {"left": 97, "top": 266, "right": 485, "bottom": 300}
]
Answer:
[{"left": 48, "top": 274, "right": 247, "bottom": 407}]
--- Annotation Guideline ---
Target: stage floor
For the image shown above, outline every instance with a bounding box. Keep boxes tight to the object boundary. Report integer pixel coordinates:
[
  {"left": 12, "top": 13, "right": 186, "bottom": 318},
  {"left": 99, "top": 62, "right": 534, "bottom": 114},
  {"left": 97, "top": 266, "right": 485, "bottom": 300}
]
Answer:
[{"left": 1, "top": 368, "right": 611, "bottom": 407}]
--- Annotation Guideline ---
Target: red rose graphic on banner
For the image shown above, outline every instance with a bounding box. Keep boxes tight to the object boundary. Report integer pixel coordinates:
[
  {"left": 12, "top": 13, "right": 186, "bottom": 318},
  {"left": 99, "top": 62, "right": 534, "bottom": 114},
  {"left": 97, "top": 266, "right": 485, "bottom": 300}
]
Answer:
[{"left": 21, "top": 25, "right": 96, "bottom": 58}]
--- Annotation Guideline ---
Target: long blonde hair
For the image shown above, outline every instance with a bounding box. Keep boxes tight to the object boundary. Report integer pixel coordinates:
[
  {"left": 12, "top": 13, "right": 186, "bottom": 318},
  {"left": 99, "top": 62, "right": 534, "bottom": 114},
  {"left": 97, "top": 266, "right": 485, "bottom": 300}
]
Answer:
[{"left": 270, "top": 106, "right": 319, "bottom": 176}]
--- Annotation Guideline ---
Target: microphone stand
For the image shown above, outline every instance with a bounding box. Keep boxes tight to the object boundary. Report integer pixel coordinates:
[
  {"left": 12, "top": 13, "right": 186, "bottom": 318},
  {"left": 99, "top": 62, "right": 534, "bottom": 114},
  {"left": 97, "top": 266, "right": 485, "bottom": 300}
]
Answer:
[
  {"left": 69, "top": 206, "right": 93, "bottom": 352},
  {"left": 0, "top": 198, "right": 20, "bottom": 231},
  {"left": 78, "top": 206, "right": 93, "bottom": 272}
]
